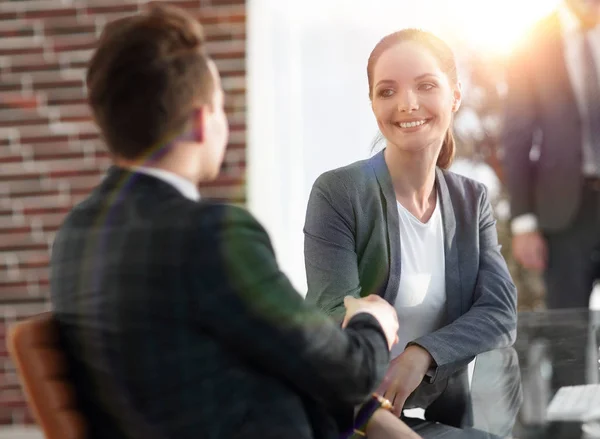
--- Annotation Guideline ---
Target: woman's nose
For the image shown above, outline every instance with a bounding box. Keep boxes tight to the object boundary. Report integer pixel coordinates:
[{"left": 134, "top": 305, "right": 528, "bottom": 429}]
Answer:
[{"left": 397, "top": 90, "right": 419, "bottom": 113}]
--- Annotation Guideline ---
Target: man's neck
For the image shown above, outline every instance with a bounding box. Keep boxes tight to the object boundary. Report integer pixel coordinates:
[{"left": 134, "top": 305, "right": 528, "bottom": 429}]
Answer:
[{"left": 114, "top": 155, "right": 201, "bottom": 186}]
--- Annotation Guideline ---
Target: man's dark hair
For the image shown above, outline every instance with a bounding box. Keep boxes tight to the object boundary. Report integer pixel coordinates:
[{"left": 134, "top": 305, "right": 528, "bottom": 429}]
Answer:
[{"left": 86, "top": 4, "right": 215, "bottom": 159}]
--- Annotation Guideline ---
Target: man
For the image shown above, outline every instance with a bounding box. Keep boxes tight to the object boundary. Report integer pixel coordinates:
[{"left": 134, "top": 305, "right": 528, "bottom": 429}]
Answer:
[
  {"left": 502, "top": 0, "right": 600, "bottom": 308},
  {"left": 49, "top": 5, "right": 403, "bottom": 439}
]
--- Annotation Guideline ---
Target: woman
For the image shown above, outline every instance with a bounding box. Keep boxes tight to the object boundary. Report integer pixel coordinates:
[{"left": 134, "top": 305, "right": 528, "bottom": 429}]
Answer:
[{"left": 304, "top": 29, "right": 517, "bottom": 431}]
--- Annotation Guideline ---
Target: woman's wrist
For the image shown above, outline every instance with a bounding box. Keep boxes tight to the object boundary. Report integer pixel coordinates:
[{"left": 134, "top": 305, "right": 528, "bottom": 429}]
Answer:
[{"left": 404, "top": 345, "right": 434, "bottom": 375}]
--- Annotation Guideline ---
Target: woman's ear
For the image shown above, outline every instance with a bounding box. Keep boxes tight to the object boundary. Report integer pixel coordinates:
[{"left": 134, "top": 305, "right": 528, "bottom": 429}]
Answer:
[{"left": 452, "top": 82, "right": 463, "bottom": 113}]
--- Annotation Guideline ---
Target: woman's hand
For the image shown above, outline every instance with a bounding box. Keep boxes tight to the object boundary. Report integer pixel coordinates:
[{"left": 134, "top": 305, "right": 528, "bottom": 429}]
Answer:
[
  {"left": 377, "top": 345, "right": 434, "bottom": 416},
  {"left": 342, "top": 295, "right": 399, "bottom": 350},
  {"left": 366, "top": 408, "right": 423, "bottom": 439}
]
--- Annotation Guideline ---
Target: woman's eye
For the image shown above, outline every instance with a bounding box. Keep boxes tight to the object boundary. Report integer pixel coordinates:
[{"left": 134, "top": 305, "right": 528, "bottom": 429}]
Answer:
[
  {"left": 418, "top": 83, "right": 436, "bottom": 91},
  {"left": 379, "top": 89, "right": 394, "bottom": 98}
]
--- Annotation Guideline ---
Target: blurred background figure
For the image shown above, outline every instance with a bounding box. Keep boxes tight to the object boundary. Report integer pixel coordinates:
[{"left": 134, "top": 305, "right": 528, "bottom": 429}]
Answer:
[{"left": 502, "top": 0, "right": 600, "bottom": 309}]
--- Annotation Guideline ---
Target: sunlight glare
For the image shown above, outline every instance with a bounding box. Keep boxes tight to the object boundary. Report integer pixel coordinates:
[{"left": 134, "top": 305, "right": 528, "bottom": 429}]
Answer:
[{"left": 448, "top": 0, "right": 561, "bottom": 54}]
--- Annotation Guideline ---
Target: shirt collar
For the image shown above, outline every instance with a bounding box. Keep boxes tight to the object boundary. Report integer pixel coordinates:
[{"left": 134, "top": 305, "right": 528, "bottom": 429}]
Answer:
[{"left": 133, "top": 166, "right": 201, "bottom": 202}]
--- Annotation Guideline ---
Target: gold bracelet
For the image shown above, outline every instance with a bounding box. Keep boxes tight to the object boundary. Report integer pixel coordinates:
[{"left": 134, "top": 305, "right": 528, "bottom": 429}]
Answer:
[
  {"left": 372, "top": 393, "right": 394, "bottom": 411},
  {"left": 353, "top": 428, "right": 367, "bottom": 437}
]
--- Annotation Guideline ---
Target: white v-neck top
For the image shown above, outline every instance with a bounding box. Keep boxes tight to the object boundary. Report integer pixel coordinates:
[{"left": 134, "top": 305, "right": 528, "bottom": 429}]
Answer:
[{"left": 391, "top": 199, "right": 447, "bottom": 358}]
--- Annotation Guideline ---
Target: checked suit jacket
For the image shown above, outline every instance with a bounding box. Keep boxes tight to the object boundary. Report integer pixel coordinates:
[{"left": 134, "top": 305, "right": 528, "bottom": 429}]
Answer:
[{"left": 50, "top": 166, "right": 390, "bottom": 439}]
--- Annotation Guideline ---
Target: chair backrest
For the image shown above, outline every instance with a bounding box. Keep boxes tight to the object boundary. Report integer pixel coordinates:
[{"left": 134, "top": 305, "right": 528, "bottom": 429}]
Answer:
[{"left": 7, "top": 312, "right": 87, "bottom": 439}]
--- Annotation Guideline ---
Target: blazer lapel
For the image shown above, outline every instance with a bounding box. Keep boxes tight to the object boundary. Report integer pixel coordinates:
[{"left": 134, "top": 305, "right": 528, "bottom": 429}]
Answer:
[
  {"left": 369, "top": 150, "right": 401, "bottom": 305},
  {"left": 436, "top": 168, "right": 463, "bottom": 323}
]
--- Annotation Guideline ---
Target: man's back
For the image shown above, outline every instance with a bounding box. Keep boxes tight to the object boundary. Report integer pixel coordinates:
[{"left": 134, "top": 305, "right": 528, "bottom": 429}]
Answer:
[{"left": 50, "top": 167, "right": 390, "bottom": 439}]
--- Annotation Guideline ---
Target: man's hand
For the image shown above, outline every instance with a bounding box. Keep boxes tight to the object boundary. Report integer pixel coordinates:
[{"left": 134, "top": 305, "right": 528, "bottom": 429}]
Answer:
[
  {"left": 342, "top": 295, "right": 399, "bottom": 350},
  {"left": 512, "top": 231, "right": 547, "bottom": 272},
  {"left": 377, "top": 345, "right": 433, "bottom": 416}
]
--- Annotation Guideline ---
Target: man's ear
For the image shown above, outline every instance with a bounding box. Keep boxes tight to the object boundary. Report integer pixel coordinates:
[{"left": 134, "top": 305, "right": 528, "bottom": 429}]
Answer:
[{"left": 191, "top": 107, "right": 205, "bottom": 143}]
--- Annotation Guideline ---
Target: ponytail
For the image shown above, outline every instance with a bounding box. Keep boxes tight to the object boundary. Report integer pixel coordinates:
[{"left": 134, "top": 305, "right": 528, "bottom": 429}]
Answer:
[{"left": 437, "top": 129, "right": 455, "bottom": 169}]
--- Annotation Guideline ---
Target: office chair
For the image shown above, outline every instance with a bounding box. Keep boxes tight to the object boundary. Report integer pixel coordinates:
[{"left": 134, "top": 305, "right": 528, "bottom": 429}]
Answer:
[{"left": 7, "top": 312, "right": 87, "bottom": 439}]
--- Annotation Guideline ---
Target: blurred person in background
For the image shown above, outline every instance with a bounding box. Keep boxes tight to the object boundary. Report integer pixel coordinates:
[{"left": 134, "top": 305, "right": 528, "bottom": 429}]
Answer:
[
  {"left": 304, "top": 29, "right": 518, "bottom": 438},
  {"left": 502, "top": 0, "right": 600, "bottom": 309},
  {"left": 49, "top": 4, "right": 422, "bottom": 439}
]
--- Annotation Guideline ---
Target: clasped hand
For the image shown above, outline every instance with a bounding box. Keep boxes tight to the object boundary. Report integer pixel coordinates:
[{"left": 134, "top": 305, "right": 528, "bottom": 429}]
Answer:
[{"left": 376, "top": 345, "right": 433, "bottom": 416}]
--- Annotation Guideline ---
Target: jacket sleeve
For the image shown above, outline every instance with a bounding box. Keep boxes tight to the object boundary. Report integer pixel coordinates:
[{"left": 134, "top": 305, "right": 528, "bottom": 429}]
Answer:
[
  {"left": 303, "top": 171, "right": 363, "bottom": 324},
  {"left": 501, "top": 38, "right": 539, "bottom": 219},
  {"left": 195, "top": 204, "right": 390, "bottom": 409},
  {"left": 408, "top": 186, "right": 518, "bottom": 383}
]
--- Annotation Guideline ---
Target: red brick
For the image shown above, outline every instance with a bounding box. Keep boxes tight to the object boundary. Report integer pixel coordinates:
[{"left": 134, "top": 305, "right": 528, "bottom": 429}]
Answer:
[
  {"left": 0, "top": 94, "right": 40, "bottom": 110},
  {"left": 85, "top": 3, "right": 140, "bottom": 15},
  {"left": 77, "top": 132, "right": 101, "bottom": 142},
  {"left": 147, "top": 0, "right": 204, "bottom": 10},
  {"left": 0, "top": 116, "right": 50, "bottom": 128},
  {"left": 0, "top": 106, "right": 47, "bottom": 123},
  {"left": 67, "top": 60, "right": 89, "bottom": 70},
  {"left": 27, "top": 142, "right": 80, "bottom": 160},
  {"left": 0, "top": 153, "right": 23, "bottom": 165},
  {"left": 10, "top": 61, "right": 61, "bottom": 75},
  {"left": 0, "top": 406, "right": 13, "bottom": 425},
  {"left": 197, "top": 7, "right": 245, "bottom": 25},
  {"left": 21, "top": 206, "right": 68, "bottom": 217},
  {"left": 23, "top": 7, "right": 78, "bottom": 20},
  {"left": 52, "top": 173, "right": 104, "bottom": 192},
  {"left": 19, "top": 131, "right": 70, "bottom": 145},
  {"left": 0, "top": 163, "right": 44, "bottom": 182},
  {"left": 45, "top": 88, "right": 87, "bottom": 106},
  {"left": 52, "top": 34, "right": 98, "bottom": 53},
  {"left": 0, "top": 12, "right": 18, "bottom": 22},
  {"left": 0, "top": 372, "right": 21, "bottom": 392},
  {"left": 0, "top": 389, "right": 27, "bottom": 408},
  {"left": 0, "top": 46, "right": 44, "bottom": 57},
  {"left": 0, "top": 22, "right": 35, "bottom": 39},
  {"left": 46, "top": 160, "right": 110, "bottom": 179},
  {"left": 3, "top": 303, "right": 52, "bottom": 320},
  {"left": 58, "top": 103, "right": 92, "bottom": 122},
  {"left": 13, "top": 251, "right": 51, "bottom": 270},
  {"left": 3, "top": 178, "right": 53, "bottom": 196},
  {"left": 6, "top": 53, "right": 60, "bottom": 73},
  {"left": 0, "top": 232, "right": 46, "bottom": 252},
  {"left": 0, "top": 224, "right": 31, "bottom": 235},
  {"left": 52, "top": 48, "right": 93, "bottom": 65},
  {"left": 6, "top": 194, "right": 70, "bottom": 212},
  {"left": 0, "top": 267, "right": 50, "bottom": 285},
  {"left": 210, "top": 0, "right": 245, "bottom": 4},
  {"left": 0, "top": 282, "right": 46, "bottom": 302},
  {"left": 35, "top": 213, "right": 68, "bottom": 232},
  {"left": 33, "top": 78, "right": 84, "bottom": 91},
  {"left": 44, "top": 17, "right": 97, "bottom": 36},
  {"left": 0, "top": 78, "right": 23, "bottom": 93},
  {"left": 214, "top": 58, "right": 245, "bottom": 77}
]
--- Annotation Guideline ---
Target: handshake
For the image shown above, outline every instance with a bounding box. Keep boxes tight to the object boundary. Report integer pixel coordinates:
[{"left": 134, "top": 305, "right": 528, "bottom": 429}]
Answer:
[{"left": 343, "top": 295, "right": 399, "bottom": 350}]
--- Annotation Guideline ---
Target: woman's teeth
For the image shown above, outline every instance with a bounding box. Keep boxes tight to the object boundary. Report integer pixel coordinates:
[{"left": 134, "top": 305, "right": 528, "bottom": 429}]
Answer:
[{"left": 397, "top": 120, "right": 427, "bottom": 128}]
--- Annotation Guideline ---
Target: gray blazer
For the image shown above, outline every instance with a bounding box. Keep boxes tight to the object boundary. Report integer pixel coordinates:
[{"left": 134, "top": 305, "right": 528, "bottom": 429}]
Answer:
[{"left": 304, "top": 150, "right": 517, "bottom": 384}]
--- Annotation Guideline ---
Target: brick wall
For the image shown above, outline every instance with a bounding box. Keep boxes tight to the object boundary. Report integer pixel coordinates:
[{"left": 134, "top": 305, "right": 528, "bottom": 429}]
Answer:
[{"left": 0, "top": 0, "right": 246, "bottom": 426}]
